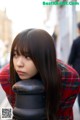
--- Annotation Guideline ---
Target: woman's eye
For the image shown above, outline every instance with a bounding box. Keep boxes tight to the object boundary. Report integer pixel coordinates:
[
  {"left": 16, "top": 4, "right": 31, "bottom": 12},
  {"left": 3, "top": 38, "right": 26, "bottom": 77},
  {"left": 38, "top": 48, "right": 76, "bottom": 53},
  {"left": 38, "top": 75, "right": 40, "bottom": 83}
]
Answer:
[
  {"left": 13, "top": 53, "right": 18, "bottom": 58},
  {"left": 27, "top": 57, "right": 31, "bottom": 60},
  {"left": 25, "top": 56, "right": 31, "bottom": 60}
]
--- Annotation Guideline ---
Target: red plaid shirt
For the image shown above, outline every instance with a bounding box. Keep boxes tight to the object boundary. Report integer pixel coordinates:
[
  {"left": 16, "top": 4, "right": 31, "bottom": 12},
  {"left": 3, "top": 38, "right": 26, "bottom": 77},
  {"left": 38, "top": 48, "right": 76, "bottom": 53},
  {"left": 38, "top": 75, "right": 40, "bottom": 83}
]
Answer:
[{"left": 0, "top": 60, "right": 80, "bottom": 120}]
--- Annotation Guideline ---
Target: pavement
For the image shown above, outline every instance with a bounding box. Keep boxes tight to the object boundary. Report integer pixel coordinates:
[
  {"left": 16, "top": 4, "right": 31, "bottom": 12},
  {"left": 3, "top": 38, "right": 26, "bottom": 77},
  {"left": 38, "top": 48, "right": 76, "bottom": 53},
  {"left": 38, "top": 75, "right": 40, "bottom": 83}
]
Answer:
[{"left": 73, "top": 98, "right": 80, "bottom": 120}]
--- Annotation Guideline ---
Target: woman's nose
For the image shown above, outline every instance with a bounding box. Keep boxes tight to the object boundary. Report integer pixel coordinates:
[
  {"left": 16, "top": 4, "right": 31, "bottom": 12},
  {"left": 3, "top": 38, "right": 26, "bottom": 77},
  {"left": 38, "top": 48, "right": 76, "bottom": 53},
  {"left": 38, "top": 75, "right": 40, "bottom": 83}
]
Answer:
[{"left": 16, "top": 57, "right": 24, "bottom": 67}]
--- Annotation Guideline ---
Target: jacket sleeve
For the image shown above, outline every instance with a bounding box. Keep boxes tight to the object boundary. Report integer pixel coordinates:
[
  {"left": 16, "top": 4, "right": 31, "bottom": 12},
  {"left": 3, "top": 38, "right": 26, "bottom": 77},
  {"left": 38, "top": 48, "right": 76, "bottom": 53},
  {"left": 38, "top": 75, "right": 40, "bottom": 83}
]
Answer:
[
  {"left": 57, "top": 61, "right": 80, "bottom": 119},
  {"left": 0, "top": 64, "right": 15, "bottom": 108},
  {"left": 68, "top": 40, "right": 77, "bottom": 65}
]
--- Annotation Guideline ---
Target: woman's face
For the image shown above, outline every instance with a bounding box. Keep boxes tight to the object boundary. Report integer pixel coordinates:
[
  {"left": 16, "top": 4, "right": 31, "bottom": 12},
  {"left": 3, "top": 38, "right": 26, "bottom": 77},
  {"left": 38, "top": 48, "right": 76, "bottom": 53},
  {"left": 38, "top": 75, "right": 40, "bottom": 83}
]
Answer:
[{"left": 13, "top": 51, "right": 38, "bottom": 80}]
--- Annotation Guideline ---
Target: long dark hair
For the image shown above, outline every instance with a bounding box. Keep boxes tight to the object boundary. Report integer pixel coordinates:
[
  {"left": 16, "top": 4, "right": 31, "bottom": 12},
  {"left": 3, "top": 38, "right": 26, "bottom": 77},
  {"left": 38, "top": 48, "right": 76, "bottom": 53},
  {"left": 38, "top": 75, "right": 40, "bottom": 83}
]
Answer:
[{"left": 10, "top": 29, "right": 61, "bottom": 120}]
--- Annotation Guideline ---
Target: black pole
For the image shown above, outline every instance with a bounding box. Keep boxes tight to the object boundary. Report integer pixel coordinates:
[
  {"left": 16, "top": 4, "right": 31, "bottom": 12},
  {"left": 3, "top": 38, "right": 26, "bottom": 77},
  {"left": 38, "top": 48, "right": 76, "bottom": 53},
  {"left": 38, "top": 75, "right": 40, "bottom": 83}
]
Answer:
[{"left": 12, "top": 79, "right": 46, "bottom": 120}]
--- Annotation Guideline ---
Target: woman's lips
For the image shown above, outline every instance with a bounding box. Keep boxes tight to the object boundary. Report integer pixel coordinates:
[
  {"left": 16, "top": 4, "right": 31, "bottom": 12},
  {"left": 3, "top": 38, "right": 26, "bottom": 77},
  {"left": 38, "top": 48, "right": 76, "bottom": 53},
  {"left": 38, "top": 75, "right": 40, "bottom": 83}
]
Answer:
[{"left": 17, "top": 71, "right": 25, "bottom": 75}]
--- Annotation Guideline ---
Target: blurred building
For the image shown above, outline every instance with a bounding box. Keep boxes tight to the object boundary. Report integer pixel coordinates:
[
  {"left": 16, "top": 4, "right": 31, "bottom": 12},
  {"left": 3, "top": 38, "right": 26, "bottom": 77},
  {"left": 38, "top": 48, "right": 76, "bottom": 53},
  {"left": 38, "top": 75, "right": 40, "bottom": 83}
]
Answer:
[
  {"left": 57, "top": 5, "right": 77, "bottom": 63},
  {"left": 77, "top": 10, "right": 80, "bottom": 22},
  {"left": 43, "top": 1, "right": 79, "bottom": 63},
  {"left": 57, "top": 4, "right": 80, "bottom": 63},
  {"left": 0, "top": 8, "right": 12, "bottom": 49},
  {"left": 0, "top": 9, "right": 12, "bottom": 67}
]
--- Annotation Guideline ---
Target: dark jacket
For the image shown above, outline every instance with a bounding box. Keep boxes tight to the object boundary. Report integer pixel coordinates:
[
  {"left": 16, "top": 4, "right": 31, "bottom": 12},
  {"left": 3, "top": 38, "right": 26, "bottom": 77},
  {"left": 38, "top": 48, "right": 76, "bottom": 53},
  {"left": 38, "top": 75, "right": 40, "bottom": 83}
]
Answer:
[{"left": 68, "top": 36, "right": 80, "bottom": 75}]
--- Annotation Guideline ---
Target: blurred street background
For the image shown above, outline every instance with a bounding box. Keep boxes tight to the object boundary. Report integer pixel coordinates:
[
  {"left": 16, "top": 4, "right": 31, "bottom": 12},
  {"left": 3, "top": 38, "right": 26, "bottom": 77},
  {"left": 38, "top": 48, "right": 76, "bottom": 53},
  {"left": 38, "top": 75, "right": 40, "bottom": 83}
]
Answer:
[{"left": 0, "top": 0, "right": 80, "bottom": 119}]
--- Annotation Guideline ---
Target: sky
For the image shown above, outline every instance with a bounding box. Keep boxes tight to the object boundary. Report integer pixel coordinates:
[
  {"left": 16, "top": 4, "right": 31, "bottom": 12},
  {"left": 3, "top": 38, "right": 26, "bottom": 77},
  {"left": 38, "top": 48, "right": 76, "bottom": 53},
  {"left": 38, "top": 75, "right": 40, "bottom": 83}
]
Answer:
[{"left": 0, "top": 0, "right": 48, "bottom": 37}]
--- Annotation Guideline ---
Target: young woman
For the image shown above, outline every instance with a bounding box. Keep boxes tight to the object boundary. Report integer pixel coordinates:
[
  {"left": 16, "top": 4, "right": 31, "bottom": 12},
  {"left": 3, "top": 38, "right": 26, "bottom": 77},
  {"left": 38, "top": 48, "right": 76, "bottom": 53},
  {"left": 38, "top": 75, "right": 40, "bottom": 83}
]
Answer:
[{"left": 0, "top": 28, "right": 80, "bottom": 120}]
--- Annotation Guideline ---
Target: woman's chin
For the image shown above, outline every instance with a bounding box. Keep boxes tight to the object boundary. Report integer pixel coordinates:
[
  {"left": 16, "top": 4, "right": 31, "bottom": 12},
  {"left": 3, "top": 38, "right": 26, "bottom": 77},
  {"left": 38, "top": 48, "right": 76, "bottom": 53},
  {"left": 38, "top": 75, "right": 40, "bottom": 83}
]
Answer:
[{"left": 19, "top": 76, "right": 30, "bottom": 80}]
